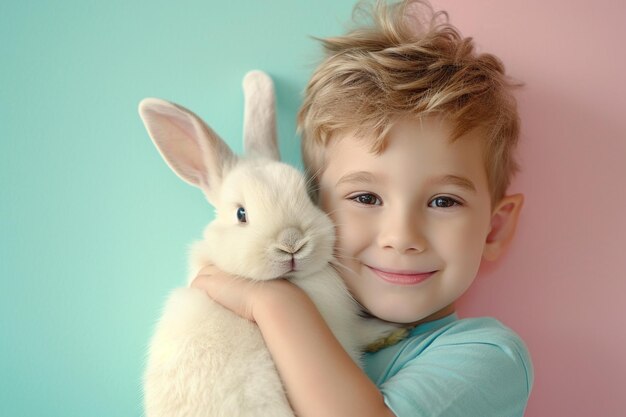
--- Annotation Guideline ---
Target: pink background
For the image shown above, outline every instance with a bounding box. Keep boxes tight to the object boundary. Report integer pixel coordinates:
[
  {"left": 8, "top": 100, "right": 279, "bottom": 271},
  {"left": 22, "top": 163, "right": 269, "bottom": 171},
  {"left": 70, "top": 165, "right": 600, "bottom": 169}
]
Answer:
[{"left": 432, "top": 0, "right": 626, "bottom": 415}]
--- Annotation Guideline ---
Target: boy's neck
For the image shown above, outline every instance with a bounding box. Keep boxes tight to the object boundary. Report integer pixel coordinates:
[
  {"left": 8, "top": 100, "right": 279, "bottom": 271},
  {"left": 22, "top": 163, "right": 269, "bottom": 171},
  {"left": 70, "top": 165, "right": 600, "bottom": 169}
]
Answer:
[
  {"left": 406, "top": 303, "right": 456, "bottom": 328},
  {"left": 365, "top": 304, "right": 457, "bottom": 353}
]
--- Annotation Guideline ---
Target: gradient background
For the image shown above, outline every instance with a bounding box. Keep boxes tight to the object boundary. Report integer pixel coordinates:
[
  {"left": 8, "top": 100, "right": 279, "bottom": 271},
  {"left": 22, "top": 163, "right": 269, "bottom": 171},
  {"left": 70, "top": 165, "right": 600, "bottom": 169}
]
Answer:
[{"left": 2, "top": 1, "right": 624, "bottom": 416}]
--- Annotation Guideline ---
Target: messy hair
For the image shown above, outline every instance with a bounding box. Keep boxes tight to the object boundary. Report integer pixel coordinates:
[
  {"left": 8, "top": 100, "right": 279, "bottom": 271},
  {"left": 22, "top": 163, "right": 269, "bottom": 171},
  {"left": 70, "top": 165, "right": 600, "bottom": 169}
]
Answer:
[{"left": 297, "top": 0, "right": 521, "bottom": 205}]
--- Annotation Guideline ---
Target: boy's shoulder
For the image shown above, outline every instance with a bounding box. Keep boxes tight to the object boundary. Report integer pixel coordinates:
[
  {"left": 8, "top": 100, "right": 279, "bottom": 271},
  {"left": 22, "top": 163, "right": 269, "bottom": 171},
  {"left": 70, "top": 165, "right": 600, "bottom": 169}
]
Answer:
[
  {"left": 425, "top": 315, "right": 530, "bottom": 352},
  {"left": 366, "top": 314, "right": 534, "bottom": 392},
  {"left": 411, "top": 315, "right": 532, "bottom": 378},
  {"left": 364, "top": 315, "right": 534, "bottom": 417}
]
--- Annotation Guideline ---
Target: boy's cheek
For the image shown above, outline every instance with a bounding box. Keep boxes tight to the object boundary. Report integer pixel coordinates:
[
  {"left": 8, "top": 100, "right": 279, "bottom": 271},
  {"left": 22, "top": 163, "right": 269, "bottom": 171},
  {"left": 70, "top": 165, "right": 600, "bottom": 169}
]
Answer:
[
  {"left": 333, "top": 208, "right": 373, "bottom": 251},
  {"left": 429, "top": 220, "right": 486, "bottom": 268},
  {"left": 317, "top": 188, "right": 335, "bottom": 216}
]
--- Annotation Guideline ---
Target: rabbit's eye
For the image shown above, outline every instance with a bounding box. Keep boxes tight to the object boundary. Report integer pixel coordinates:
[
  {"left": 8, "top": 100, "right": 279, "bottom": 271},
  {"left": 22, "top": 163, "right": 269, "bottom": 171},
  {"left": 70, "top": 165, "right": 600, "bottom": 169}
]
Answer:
[{"left": 236, "top": 207, "right": 247, "bottom": 223}]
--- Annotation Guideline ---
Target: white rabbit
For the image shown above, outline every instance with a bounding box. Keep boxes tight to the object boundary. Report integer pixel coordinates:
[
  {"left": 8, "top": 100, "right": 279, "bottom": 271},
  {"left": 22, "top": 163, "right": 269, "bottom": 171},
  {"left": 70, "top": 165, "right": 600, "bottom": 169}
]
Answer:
[{"left": 139, "top": 71, "right": 396, "bottom": 417}]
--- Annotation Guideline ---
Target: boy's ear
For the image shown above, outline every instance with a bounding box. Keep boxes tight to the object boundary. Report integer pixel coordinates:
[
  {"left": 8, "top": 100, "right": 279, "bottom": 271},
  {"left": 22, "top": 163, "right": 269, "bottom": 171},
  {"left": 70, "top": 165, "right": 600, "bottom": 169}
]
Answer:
[{"left": 482, "top": 193, "right": 524, "bottom": 262}]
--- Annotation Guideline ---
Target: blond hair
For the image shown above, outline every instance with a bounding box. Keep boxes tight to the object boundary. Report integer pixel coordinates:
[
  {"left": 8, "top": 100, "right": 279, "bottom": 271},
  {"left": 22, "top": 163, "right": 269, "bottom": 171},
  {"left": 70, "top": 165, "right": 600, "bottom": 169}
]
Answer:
[{"left": 297, "top": 0, "right": 521, "bottom": 205}]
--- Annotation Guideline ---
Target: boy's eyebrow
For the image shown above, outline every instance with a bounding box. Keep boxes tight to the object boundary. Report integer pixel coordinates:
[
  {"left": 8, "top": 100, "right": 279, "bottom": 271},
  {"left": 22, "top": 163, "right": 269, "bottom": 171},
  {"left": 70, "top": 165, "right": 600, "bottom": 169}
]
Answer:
[
  {"left": 335, "top": 172, "right": 477, "bottom": 193},
  {"left": 426, "top": 174, "right": 477, "bottom": 193},
  {"left": 335, "top": 171, "right": 378, "bottom": 187}
]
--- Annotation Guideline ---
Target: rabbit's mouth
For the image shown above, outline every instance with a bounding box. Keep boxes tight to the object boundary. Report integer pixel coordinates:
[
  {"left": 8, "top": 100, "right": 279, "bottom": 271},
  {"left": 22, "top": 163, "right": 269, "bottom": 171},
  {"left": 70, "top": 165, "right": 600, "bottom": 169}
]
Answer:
[
  {"left": 273, "top": 258, "right": 300, "bottom": 279},
  {"left": 271, "top": 252, "right": 326, "bottom": 280},
  {"left": 284, "top": 258, "right": 297, "bottom": 274}
]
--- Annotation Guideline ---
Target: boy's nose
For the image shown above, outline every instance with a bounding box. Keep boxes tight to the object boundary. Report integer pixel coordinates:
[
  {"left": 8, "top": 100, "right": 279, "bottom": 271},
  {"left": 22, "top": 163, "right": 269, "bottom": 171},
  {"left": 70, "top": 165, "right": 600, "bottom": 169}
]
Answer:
[{"left": 377, "top": 211, "right": 427, "bottom": 254}]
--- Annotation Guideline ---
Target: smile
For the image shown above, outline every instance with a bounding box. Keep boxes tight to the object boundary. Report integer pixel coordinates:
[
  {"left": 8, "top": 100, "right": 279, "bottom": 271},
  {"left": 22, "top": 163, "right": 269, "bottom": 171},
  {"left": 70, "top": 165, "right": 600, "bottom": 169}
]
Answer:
[{"left": 367, "top": 266, "right": 436, "bottom": 286}]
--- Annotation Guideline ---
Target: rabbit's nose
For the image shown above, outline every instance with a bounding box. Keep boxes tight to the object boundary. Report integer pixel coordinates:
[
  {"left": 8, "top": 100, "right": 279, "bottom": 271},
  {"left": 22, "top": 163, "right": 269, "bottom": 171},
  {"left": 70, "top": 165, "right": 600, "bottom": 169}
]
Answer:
[{"left": 276, "top": 227, "right": 305, "bottom": 254}]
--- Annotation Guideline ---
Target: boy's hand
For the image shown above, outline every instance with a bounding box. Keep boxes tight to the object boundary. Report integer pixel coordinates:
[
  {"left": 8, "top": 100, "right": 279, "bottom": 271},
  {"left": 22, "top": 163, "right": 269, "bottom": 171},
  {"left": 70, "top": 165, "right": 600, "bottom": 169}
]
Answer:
[
  {"left": 190, "top": 264, "right": 295, "bottom": 322},
  {"left": 192, "top": 264, "right": 392, "bottom": 417}
]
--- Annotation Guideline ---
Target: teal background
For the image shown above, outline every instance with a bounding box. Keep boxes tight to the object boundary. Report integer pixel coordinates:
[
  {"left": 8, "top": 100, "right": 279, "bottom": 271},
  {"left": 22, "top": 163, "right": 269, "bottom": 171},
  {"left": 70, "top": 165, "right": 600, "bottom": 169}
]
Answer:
[{"left": 1, "top": 1, "right": 354, "bottom": 416}]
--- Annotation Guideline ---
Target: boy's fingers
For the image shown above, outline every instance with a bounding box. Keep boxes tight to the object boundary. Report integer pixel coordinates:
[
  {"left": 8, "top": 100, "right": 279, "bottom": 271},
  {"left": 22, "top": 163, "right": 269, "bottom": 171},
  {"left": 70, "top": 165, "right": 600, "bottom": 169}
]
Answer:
[{"left": 197, "top": 264, "right": 217, "bottom": 276}]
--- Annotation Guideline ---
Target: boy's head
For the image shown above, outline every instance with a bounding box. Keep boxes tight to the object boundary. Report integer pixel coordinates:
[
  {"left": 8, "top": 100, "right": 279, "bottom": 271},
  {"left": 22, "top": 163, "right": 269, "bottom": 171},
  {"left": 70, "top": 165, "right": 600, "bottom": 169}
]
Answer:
[
  {"left": 298, "top": 0, "right": 520, "bottom": 206},
  {"left": 297, "top": 0, "right": 524, "bottom": 324}
]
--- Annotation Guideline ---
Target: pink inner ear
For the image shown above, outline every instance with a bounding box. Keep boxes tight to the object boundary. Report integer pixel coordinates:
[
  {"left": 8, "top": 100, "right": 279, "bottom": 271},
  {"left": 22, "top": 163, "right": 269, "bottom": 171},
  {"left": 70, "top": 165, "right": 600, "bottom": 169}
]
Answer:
[
  {"left": 159, "top": 131, "right": 206, "bottom": 183},
  {"left": 152, "top": 103, "right": 199, "bottom": 140},
  {"left": 171, "top": 116, "right": 198, "bottom": 142},
  {"left": 143, "top": 103, "right": 209, "bottom": 188}
]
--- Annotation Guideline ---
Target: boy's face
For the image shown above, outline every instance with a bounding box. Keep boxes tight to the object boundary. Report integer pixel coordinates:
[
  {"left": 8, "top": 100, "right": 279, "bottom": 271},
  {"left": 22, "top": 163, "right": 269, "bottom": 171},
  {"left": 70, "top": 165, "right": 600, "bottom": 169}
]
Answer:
[{"left": 318, "top": 116, "right": 493, "bottom": 324}]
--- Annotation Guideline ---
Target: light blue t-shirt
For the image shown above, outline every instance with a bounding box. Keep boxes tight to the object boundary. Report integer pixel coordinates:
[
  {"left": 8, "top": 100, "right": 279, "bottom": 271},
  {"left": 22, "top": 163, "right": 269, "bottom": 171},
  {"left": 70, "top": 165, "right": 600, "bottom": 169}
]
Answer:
[{"left": 364, "top": 314, "right": 533, "bottom": 417}]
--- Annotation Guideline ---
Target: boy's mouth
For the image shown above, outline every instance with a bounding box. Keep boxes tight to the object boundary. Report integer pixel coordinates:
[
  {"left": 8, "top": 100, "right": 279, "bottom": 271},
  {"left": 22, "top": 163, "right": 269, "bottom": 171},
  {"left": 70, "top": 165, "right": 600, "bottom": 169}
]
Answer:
[{"left": 366, "top": 265, "right": 437, "bottom": 286}]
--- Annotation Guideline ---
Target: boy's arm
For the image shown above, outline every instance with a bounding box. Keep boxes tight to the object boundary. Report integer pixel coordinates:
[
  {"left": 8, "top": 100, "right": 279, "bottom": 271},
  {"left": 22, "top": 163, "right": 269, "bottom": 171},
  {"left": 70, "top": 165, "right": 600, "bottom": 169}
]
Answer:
[
  {"left": 255, "top": 282, "right": 395, "bottom": 417},
  {"left": 191, "top": 266, "right": 396, "bottom": 417}
]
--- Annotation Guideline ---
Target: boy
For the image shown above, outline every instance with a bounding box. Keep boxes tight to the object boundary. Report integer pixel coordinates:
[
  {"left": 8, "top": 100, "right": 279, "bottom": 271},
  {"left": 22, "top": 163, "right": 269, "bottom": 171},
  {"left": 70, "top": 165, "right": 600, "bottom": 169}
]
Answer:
[{"left": 191, "top": 1, "right": 533, "bottom": 416}]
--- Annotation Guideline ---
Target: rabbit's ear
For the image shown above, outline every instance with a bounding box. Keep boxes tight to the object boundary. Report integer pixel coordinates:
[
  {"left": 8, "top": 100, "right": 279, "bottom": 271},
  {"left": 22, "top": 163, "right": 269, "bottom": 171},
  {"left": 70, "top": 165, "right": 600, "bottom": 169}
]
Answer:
[
  {"left": 242, "top": 70, "right": 280, "bottom": 161},
  {"left": 138, "top": 98, "right": 236, "bottom": 204}
]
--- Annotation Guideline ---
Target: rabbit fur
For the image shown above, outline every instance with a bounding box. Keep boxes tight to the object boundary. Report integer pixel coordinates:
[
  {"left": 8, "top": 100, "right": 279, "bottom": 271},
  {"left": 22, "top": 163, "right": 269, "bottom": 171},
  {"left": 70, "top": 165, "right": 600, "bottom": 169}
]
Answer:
[{"left": 139, "top": 71, "right": 395, "bottom": 417}]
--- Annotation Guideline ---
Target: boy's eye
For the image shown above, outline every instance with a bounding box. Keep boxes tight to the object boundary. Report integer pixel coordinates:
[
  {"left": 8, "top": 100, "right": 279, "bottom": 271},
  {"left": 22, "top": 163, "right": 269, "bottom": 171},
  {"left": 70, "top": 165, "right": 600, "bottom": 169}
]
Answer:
[
  {"left": 350, "top": 193, "right": 382, "bottom": 206},
  {"left": 429, "top": 196, "right": 462, "bottom": 208}
]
